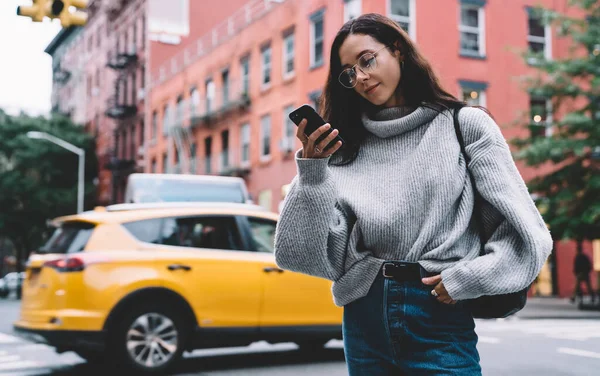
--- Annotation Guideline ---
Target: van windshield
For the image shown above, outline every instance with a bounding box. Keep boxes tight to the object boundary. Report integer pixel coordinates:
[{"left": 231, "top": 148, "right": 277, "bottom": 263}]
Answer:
[
  {"left": 38, "top": 221, "right": 95, "bottom": 254},
  {"left": 132, "top": 179, "right": 246, "bottom": 203}
]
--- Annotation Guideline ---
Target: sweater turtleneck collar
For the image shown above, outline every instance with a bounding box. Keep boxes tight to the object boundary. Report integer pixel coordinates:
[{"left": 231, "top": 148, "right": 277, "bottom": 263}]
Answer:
[{"left": 361, "top": 105, "right": 440, "bottom": 138}]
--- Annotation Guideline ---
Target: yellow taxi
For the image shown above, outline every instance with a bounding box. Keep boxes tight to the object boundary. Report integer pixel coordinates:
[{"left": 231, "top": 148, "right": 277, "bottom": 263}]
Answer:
[{"left": 14, "top": 202, "right": 342, "bottom": 374}]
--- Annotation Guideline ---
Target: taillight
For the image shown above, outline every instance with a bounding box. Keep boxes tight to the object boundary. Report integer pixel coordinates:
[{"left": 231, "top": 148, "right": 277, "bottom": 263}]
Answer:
[{"left": 43, "top": 257, "right": 85, "bottom": 272}]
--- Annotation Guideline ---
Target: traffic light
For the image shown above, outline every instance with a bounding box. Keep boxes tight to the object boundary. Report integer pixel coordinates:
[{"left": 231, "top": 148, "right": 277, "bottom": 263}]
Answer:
[
  {"left": 16, "top": 0, "right": 88, "bottom": 27},
  {"left": 50, "top": 0, "right": 88, "bottom": 27},
  {"left": 16, "top": 0, "right": 51, "bottom": 22}
]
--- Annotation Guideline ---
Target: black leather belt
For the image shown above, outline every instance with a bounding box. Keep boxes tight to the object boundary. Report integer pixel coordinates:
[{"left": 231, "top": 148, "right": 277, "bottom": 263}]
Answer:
[{"left": 381, "top": 261, "right": 432, "bottom": 282}]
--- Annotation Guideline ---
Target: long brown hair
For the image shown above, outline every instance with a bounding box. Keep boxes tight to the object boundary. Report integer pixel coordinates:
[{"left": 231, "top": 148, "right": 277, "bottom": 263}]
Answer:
[{"left": 321, "top": 13, "right": 465, "bottom": 165}]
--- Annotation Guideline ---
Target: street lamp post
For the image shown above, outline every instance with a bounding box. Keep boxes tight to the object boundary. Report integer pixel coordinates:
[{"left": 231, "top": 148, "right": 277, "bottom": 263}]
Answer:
[{"left": 26, "top": 131, "right": 85, "bottom": 214}]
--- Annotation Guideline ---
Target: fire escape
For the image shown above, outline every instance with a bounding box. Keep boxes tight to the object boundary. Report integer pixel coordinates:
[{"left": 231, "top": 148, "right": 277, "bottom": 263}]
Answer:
[{"left": 105, "top": 46, "right": 139, "bottom": 201}]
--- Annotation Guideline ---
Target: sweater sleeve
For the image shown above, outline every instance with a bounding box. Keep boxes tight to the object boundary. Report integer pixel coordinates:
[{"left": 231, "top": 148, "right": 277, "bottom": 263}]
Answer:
[
  {"left": 441, "top": 108, "right": 553, "bottom": 301},
  {"left": 273, "top": 150, "right": 353, "bottom": 281}
]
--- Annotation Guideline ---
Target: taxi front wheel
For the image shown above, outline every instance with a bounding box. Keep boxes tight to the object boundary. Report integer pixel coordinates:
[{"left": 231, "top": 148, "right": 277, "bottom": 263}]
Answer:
[{"left": 110, "top": 302, "right": 189, "bottom": 374}]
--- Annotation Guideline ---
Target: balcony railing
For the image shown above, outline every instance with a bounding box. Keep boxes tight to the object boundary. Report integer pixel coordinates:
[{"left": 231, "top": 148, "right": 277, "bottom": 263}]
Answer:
[
  {"left": 53, "top": 67, "right": 71, "bottom": 84},
  {"left": 163, "top": 80, "right": 250, "bottom": 131},
  {"left": 151, "top": 0, "right": 287, "bottom": 87},
  {"left": 107, "top": 51, "right": 139, "bottom": 70},
  {"left": 105, "top": 100, "right": 138, "bottom": 119}
]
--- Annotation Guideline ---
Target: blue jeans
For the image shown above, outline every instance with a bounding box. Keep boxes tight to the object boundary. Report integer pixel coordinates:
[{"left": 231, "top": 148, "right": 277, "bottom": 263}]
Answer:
[{"left": 343, "top": 273, "right": 481, "bottom": 375}]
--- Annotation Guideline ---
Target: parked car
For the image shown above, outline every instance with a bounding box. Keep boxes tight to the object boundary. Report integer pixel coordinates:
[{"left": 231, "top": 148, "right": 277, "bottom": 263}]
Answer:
[
  {"left": 0, "top": 272, "right": 25, "bottom": 298},
  {"left": 14, "top": 202, "right": 342, "bottom": 374},
  {"left": 124, "top": 173, "right": 252, "bottom": 204},
  {"left": 0, "top": 277, "right": 7, "bottom": 298}
]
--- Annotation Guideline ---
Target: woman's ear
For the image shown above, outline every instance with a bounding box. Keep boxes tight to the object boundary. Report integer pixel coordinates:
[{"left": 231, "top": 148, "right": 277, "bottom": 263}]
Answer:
[{"left": 392, "top": 41, "right": 403, "bottom": 59}]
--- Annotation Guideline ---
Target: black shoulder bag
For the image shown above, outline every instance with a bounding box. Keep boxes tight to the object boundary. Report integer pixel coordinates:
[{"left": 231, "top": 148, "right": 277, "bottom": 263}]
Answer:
[{"left": 452, "top": 107, "right": 528, "bottom": 319}]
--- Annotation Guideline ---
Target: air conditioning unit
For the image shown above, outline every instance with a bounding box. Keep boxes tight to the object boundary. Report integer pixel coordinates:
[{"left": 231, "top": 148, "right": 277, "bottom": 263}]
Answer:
[
  {"left": 91, "top": 87, "right": 100, "bottom": 97},
  {"left": 137, "top": 88, "right": 145, "bottom": 100},
  {"left": 279, "top": 138, "right": 294, "bottom": 153}
]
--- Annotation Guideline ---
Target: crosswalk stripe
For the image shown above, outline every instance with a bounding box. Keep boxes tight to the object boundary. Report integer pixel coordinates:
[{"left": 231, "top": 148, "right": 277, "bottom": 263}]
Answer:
[
  {"left": 478, "top": 336, "right": 501, "bottom": 344},
  {"left": 557, "top": 347, "right": 600, "bottom": 359},
  {"left": 0, "top": 360, "right": 39, "bottom": 371},
  {"left": 0, "top": 355, "right": 20, "bottom": 363},
  {"left": 0, "top": 334, "right": 22, "bottom": 344}
]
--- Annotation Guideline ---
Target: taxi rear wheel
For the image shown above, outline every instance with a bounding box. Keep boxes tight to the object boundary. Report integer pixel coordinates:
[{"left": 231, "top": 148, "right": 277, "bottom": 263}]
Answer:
[{"left": 110, "top": 302, "right": 189, "bottom": 374}]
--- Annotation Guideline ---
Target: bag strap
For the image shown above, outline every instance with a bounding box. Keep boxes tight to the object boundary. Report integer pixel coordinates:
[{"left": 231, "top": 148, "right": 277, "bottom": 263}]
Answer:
[{"left": 452, "top": 107, "right": 486, "bottom": 255}]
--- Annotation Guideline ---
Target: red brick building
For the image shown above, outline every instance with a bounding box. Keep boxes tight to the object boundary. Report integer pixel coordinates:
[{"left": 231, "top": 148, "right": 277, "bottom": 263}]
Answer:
[{"left": 47, "top": 0, "right": 148, "bottom": 205}]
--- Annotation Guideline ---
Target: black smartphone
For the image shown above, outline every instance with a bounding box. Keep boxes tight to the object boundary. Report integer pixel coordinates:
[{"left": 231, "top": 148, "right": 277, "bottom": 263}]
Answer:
[{"left": 288, "top": 104, "right": 344, "bottom": 151}]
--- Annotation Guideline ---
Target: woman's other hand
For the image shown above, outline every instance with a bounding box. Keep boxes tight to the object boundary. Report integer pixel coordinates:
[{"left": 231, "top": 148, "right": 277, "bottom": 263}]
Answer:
[{"left": 422, "top": 275, "right": 457, "bottom": 305}]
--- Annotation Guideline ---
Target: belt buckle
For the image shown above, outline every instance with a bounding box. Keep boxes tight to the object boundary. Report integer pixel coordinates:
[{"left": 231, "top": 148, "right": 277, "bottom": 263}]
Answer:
[{"left": 382, "top": 262, "right": 395, "bottom": 278}]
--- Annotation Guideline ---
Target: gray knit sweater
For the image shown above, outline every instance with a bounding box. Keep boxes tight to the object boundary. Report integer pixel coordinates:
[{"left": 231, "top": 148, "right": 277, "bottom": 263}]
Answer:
[{"left": 274, "top": 106, "right": 553, "bottom": 307}]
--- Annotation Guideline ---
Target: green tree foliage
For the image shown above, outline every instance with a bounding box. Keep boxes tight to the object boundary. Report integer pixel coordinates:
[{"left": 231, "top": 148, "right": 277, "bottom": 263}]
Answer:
[
  {"left": 513, "top": 0, "right": 600, "bottom": 242},
  {"left": 0, "top": 110, "right": 97, "bottom": 269}
]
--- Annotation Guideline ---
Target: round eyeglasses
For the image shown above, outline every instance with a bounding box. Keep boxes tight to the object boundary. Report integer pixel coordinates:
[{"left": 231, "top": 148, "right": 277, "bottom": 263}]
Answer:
[{"left": 338, "top": 46, "right": 388, "bottom": 89}]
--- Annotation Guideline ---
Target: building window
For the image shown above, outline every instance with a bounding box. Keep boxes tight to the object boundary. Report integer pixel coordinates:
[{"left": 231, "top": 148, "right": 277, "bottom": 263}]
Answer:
[
  {"left": 240, "top": 56, "right": 250, "bottom": 95},
  {"left": 151, "top": 159, "right": 156, "bottom": 173},
  {"left": 222, "top": 69, "right": 230, "bottom": 104},
  {"left": 261, "top": 44, "right": 272, "bottom": 88},
  {"left": 162, "top": 104, "right": 171, "bottom": 136},
  {"left": 205, "top": 78, "right": 215, "bottom": 114},
  {"left": 130, "top": 127, "right": 136, "bottom": 160},
  {"left": 261, "top": 115, "right": 271, "bottom": 158},
  {"left": 283, "top": 105, "right": 296, "bottom": 146},
  {"left": 190, "top": 142, "right": 197, "bottom": 173},
  {"left": 344, "top": 0, "right": 362, "bottom": 22},
  {"left": 162, "top": 153, "right": 168, "bottom": 173},
  {"left": 132, "top": 22, "right": 137, "bottom": 52},
  {"left": 190, "top": 86, "right": 199, "bottom": 116},
  {"left": 140, "top": 120, "right": 145, "bottom": 146},
  {"left": 389, "top": 0, "right": 416, "bottom": 39},
  {"left": 459, "top": 1, "right": 486, "bottom": 58},
  {"left": 176, "top": 95, "right": 184, "bottom": 125},
  {"left": 310, "top": 9, "right": 325, "bottom": 68},
  {"left": 527, "top": 9, "right": 552, "bottom": 61},
  {"left": 152, "top": 110, "right": 157, "bottom": 140},
  {"left": 529, "top": 96, "right": 552, "bottom": 138},
  {"left": 282, "top": 31, "right": 295, "bottom": 78},
  {"left": 241, "top": 123, "right": 250, "bottom": 164},
  {"left": 221, "top": 130, "right": 230, "bottom": 170},
  {"left": 141, "top": 16, "right": 146, "bottom": 50},
  {"left": 459, "top": 80, "right": 487, "bottom": 107},
  {"left": 204, "top": 136, "right": 212, "bottom": 174},
  {"left": 131, "top": 72, "right": 137, "bottom": 103}
]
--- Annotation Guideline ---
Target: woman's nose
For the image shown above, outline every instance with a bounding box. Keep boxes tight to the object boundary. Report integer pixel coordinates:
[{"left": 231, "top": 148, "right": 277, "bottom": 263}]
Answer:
[{"left": 355, "top": 67, "right": 370, "bottom": 81}]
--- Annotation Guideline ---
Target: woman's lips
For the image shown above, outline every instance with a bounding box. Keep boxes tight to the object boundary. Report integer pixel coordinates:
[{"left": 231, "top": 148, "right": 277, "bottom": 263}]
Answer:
[{"left": 365, "top": 83, "right": 380, "bottom": 94}]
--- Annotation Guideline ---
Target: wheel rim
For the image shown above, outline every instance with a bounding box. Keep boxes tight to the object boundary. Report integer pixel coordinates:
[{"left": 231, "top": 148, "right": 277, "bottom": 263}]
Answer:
[{"left": 126, "top": 312, "right": 179, "bottom": 368}]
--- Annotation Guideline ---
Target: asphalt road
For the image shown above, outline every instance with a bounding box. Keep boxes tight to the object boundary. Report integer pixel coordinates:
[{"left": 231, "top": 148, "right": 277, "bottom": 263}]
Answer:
[{"left": 0, "top": 299, "right": 599, "bottom": 375}]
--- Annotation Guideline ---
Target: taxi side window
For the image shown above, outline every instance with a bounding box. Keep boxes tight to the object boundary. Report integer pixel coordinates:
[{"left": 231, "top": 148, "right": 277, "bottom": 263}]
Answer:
[
  {"left": 122, "top": 219, "right": 163, "bottom": 244},
  {"left": 161, "top": 216, "right": 244, "bottom": 251},
  {"left": 247, "top": 217, "right": 277, "bottom": 253}
]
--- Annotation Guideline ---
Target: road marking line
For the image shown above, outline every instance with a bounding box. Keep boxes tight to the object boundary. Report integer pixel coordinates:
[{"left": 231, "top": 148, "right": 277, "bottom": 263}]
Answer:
[
  {"left": 0, "top": 356, "right": 20, "bottom": 363},
  {"left": 557, "top": 347, "right": 600, "bottom": 359},
  {"left": 478, "top": 336, "right": 500, "bottom": 344},
  {"left": 0, "top": 334, "right": 22, "bottom": 344},
  {"left": 0, "top": 360, "right": 39, "bottom": 371}
]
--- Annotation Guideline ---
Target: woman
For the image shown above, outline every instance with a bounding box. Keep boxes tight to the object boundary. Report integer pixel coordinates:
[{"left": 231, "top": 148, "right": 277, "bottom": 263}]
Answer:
[{"left": 274, "top": 13, "right": 552, "bottom": 375}]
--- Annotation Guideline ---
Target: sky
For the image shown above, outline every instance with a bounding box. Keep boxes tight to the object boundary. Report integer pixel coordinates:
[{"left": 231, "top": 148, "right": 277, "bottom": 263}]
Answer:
[{"left": 0, "top": 0, "right": 61, "bottom": 116}]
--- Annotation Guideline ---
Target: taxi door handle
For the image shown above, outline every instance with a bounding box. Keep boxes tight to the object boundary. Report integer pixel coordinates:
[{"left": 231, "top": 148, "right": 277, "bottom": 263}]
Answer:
[
  {"left": 168, "top": 264, "right": 191, "bottom": 271},
  {"left": 263, "top": 267, "right": 284, "bottom": 273}
]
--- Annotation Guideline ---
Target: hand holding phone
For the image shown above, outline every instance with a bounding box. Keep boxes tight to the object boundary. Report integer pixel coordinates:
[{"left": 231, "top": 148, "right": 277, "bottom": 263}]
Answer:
[{"left": 288, "top": 105, "right": 344, "bottom": 158}]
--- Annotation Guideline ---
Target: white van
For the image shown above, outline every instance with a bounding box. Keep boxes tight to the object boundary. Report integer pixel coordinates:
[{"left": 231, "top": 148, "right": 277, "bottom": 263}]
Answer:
[{"left": 124, "top": 173, "right": 252, "bottom": 204}]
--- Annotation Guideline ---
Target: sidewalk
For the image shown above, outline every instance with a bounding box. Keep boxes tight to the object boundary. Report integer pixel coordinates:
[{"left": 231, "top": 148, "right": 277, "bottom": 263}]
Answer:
[{"left": 514, "top": 297, "right": 600, "bottom": 320}]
